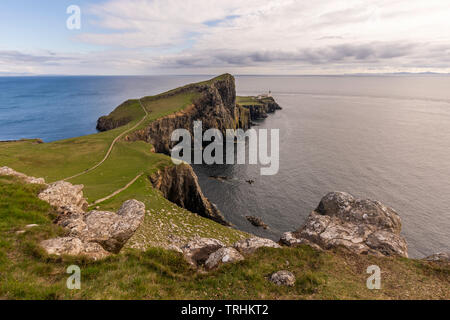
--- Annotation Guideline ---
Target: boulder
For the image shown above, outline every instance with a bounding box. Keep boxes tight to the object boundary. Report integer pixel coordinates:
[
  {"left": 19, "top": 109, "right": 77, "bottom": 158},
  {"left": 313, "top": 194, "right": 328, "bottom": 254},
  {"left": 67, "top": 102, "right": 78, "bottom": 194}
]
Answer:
[
  {"left": 38, "top": 181, "right": 88, "bottom": 214},
  {"left": 181, "top": 238, "right": 224, "bottom": 267},
  {"left": 423, "top": 252, "right": 449, "bottom": 263},
  {"left": 269, "top": 270, "right": 296, "bottom": 286},
  {"left": 40, "top": 237, "right": 110, "bottom": 260},
  {"left": 0, "top": 166, "right": 45, "bottom": 184},
  {"left": 246, "top": 216, "right": 269, "bottom": 229},
  {"left": 233, "top": 237, "right": 281, "bottom": 255},
  {"left": 205, "top": 247, "right": 244, "bottom": 270},
  {"left": 281, "top": 192, "right": 408, "bottom": 257}
]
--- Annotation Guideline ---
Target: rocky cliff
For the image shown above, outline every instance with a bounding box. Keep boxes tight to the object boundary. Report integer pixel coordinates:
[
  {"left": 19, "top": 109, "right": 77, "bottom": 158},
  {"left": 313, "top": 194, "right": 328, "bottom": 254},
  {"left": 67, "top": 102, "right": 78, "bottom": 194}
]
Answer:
[{"left": 149, "top": 164, "right": 229, "bottom": 226}]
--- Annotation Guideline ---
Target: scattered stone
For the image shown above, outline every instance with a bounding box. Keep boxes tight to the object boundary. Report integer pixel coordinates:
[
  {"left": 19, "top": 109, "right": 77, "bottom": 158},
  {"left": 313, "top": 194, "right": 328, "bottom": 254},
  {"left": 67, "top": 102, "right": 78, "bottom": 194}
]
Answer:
[
  {"left": 280, "top": 192, "right": 408, "bottom": 257},
  {"left": 246, "top": 216, "right": 269, "bottom": 229},
  {"left": 205, "top": 247, "right": 244, "bottom": 270},
  {"left": 0, "top": 166, "right": 45, "bottom": 184},
  {"left": 269, "top": 270, "right": 296, "bottom": 286},
  {"left": 233, "top": 237, "right": 281, "bottom": 255},
  {"left": 181, "top": 238, "right": 224, "bottom": 267},
  {"left": 423, "top": 252, "right": 449, "bottom": 263},
  {"left": 38, "top": 181, "right": 88, "bottom": 214},
  {"left": 25, "top": 224, "right": 39, "bottom": 228}
]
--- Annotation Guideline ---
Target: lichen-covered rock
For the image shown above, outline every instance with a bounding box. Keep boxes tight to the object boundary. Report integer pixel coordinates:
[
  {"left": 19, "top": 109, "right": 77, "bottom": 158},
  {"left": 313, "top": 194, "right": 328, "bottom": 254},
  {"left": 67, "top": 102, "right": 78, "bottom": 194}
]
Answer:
[
  {"left": 233, "top": 237, "right": 281, "bottom": 255},
  {"left": 205, "top": 247, "right": 244, "bottom": 270},
  {"left": 281, "top": 192, "right": 408, "bottom": 257},
  {"left": 38, "top": 181, "right": 88, "bottom": 214},
  {"left": 181, "top": 238, "right": 224, "bottom": 267},
  {"left": 40, "top": 237, "right": 110, "bottom": 260},
  {"left": 423, "top": 252, "right": 449, "bottom": 263},
  {"left": 269, "top": 270, "right": 296, "bottom": 287},
  {"left": 0, "top": 166, "right": 45, "bottom": 184},
  {"left": 62, "top": 200, "right": 145, "bottom": 253}
]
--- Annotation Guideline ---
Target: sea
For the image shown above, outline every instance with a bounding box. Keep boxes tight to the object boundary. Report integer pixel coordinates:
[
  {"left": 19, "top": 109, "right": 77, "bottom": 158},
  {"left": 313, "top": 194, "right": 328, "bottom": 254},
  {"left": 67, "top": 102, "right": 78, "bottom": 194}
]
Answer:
[{"left": 1, "top": 74, "right": 449, "bottom": 258}]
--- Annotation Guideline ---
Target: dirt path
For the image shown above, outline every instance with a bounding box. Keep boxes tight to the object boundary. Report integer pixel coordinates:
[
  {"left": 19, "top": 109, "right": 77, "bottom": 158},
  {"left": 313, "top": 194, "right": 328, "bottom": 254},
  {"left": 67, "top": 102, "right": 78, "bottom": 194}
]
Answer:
[
  {"left": 63, "top": 99, "right": 148, "bottom": 182},
  {"left": 91, "top": 173, "right": 144, "bottom": 206}
]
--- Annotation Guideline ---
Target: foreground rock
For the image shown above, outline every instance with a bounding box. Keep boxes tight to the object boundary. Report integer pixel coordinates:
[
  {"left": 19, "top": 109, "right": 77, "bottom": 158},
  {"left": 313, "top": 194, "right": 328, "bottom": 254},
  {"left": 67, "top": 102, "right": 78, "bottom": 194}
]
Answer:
[
  {"left": 205, "top": 247, "right": 244, "bottom": 270},
  {"left": 423, "top": 252, "right": 449, "bottom": 263},
  {"left": 0, "top": 166, "right": 45, "bottom": 184},
  {"left": 42, "top": 200, "right": 146, "bottom": 258},
  {"left": 38, "top": 181, "right": 88, "bottom": 215},
  {"left": 59, "top": 200, "right": 146, "bottom": 253},
  {"left": 181, "top": 238, "right": 225, "bottom": 267},
  {"left": 269, "top": 271, "right": 296, "bottom": 287},
  {"left": 233, "top": 237, "right": 281, "bottom": 255},
  {"left": 281, "top": 192, "right": 408, "bottom": 257}
]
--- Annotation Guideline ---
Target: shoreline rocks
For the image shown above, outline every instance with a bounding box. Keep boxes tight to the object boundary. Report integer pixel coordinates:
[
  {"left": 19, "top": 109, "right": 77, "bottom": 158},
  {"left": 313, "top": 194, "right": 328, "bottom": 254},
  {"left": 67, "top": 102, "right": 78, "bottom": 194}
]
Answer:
[
  {"left": 246, "top": 216, "right": 269, "bottom": 229},
  {"left": 280, "top": 192, "right": 408, "bottom": 257}
]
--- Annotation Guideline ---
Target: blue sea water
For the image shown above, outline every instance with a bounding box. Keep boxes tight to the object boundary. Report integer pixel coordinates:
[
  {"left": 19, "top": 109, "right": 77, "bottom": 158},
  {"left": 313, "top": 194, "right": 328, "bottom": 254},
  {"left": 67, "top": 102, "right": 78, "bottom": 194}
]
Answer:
[{"left": 1, "top": 75, "right": 450, "bottom": 258}]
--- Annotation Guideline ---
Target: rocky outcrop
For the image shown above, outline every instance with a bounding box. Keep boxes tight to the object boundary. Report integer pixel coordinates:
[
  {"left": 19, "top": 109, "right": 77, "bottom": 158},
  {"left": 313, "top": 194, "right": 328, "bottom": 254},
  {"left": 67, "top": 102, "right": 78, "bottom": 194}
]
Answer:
[
  {"left": 182, "top": 236, "right": 279, "bottom": 271},
  {"left": 56, "top": 200, "right": 145, "bottom": 254},
  {"left": 38, "top": 181, "right": 88, "bottom": 215},
  {"left": 181, "top": 238, "right": 225, "bottom": 267},
  {"left": 233, "top": 237, "right": 281, "bottom": 255},
  {"left": 423, "top": 252, "right": 449, "bottom": 263},
  {"left": 239, "top": 97, "right": 282, "bottom": 121},
  {"left": 280, "top": 192, "right": 408, "bottom": 257},
  {"left": 40, "top": 237, "right": 110, "bottom": 260},
  {"left": 205, "top": 247, "right": 244, "bottom": 270},
  {"left": 0, "top": 166, "right": 45, "bottom": 184},
  {"left": 269, "top": 271, "right": 296, "bottom": 287},
  {"left": 150, "top": 164, "right": 229, "bottom": 225}
]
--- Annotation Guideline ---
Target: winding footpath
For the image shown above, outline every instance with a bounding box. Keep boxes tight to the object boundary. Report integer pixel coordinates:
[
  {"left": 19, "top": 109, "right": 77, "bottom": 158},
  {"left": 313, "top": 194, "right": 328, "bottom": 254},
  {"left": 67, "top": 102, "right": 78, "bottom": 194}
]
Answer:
[
  {"left": 63, "top": 99, "right": 148, "bottom": 182},
  {"left": 61, "top": 100, "right": 149, "bottom": 205}
]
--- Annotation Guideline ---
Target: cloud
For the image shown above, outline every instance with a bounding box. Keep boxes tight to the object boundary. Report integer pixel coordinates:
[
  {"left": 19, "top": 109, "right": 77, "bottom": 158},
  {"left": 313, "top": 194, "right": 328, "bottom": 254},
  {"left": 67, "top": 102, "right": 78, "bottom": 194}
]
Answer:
[{"left": 4, "top": 0, "right": 450, "bottom": 74}]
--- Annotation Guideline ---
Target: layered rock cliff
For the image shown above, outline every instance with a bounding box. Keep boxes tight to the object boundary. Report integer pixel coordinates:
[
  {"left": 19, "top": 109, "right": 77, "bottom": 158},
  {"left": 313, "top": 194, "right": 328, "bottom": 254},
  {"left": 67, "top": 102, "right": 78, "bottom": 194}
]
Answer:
[{"left": 149, "top": 164, "right": 229, "bottom": 226}]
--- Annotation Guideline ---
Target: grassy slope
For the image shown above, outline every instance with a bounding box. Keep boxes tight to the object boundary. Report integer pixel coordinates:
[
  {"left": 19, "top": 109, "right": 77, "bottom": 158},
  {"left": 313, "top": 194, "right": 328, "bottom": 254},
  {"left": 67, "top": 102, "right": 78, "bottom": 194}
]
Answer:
[
  {"left": 0, "top": 175, "right": 448, "bottom": 300},
  {"left": 0, "top": 76, "right": 248, "bottom": 253}
]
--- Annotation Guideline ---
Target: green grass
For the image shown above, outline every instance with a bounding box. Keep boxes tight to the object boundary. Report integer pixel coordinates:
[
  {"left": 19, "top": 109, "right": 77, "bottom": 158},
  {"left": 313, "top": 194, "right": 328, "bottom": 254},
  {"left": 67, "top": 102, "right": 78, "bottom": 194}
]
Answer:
[{"left": 1, "top": 176, "right": 448, "bottom": 300}]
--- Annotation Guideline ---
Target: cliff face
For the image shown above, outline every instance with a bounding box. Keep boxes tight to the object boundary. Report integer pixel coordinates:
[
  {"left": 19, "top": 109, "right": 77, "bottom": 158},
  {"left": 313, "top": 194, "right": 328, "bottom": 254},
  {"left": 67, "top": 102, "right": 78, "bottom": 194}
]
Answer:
[{"left": 149, "top": 164, "right": 229, "bottom": 226}]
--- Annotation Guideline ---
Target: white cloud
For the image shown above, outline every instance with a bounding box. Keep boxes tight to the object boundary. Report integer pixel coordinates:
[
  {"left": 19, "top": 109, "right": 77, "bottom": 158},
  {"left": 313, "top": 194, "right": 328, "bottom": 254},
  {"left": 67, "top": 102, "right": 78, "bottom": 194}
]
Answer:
[{"left": 4, "top": 0, "right": 450, "bottom": 74}]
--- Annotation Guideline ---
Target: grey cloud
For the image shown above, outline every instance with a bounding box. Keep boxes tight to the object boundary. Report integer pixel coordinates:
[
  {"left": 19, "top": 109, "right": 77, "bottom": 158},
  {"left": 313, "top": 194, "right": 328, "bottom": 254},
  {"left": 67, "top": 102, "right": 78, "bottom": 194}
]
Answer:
[
  {"left": 0, "top": 51, "right": 73, "bottom": 65},
  {"left": 162, "top": 42, "right": 420, "bottom": 68}
]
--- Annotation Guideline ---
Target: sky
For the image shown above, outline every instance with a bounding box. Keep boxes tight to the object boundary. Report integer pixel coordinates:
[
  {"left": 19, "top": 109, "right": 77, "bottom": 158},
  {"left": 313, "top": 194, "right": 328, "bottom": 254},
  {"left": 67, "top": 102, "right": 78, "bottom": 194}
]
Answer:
[{"left": 0, "top": 0, "right": 450, "bottom": 75}]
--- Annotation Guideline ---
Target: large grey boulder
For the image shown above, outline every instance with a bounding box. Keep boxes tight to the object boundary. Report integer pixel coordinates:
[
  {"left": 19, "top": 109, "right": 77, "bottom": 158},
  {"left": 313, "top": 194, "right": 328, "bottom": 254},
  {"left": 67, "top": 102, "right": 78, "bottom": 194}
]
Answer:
[
  {"left": 233, "top": 237, "right": 281, "bottom": 255},
  {"left": 181, "top": 238, "right": 225, "bottom": 267},
  {"left": 423, "top": 252, "right": 449, "bottom": 263},
  {"left": 38, "top": 181, "right": 88, "bottom": 214},
  {"left": 281, "top": 192, "right": 408, "bottom": 257},
  {"left": 61, "top": 200, "right": 146, "bottom": 253},
  {"left": 205, "top": 247, "right": 244, "bottom": 270}
]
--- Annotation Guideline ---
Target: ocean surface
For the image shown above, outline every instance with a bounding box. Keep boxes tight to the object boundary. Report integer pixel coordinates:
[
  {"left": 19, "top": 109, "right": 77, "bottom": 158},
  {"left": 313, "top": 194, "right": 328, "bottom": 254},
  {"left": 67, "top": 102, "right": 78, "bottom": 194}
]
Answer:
[{"left": 1, "top": 75, "right": 450, "bottom": 258}]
